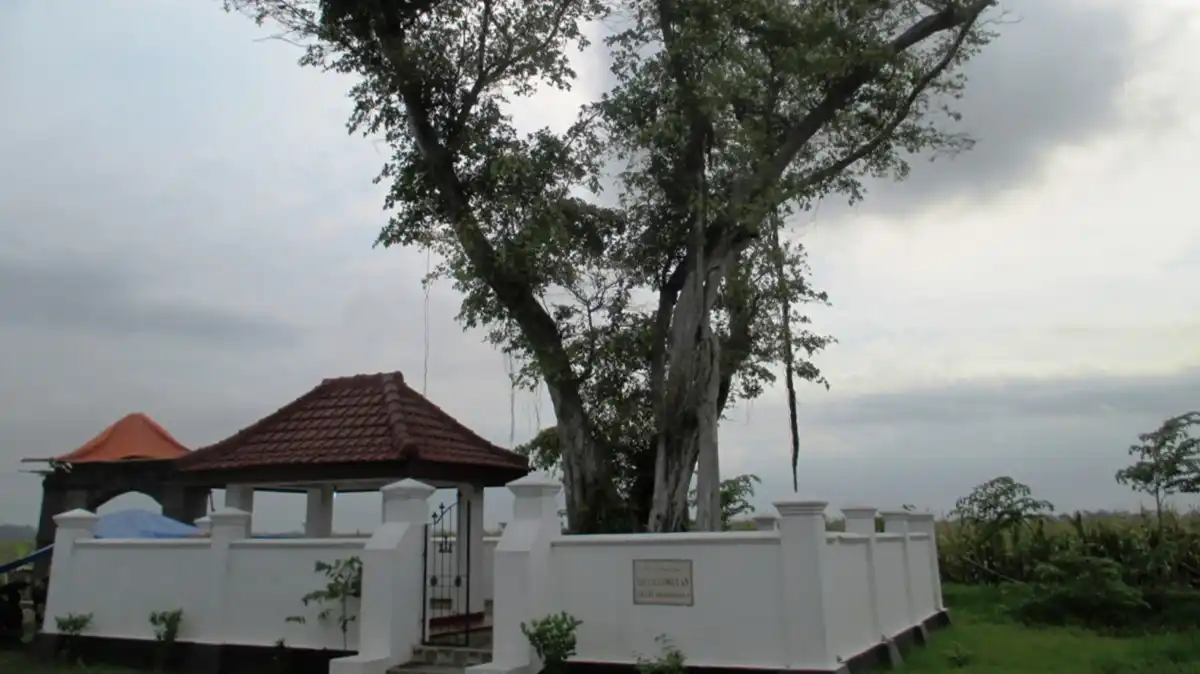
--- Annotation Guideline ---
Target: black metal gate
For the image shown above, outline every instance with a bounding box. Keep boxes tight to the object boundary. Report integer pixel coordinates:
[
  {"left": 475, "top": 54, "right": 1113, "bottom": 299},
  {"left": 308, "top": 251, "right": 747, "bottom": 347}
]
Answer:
[{"left": 420, "top": 494, "right": 473, "bottom": 646}]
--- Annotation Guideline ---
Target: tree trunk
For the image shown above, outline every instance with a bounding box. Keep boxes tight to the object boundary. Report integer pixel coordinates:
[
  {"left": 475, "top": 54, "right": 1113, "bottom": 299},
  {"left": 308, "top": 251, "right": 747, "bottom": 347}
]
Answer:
[
  {"left": 549, "top": 385, "right": 625, "bottom": 533},
  {"left": 628, "top": 444, "right": 658, "bottom": 532},
  {"left": 647, "top": 246, "right": 729, "bottom": 532},
  {"left": 693, "top": 328, "right": 722, "bottom": 531}
]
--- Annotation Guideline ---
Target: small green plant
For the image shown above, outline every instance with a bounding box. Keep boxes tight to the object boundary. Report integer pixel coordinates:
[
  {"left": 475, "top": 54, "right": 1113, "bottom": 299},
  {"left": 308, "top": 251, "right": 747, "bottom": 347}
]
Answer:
[
  {"left": 286, "top": 556, "right": 363, "bottom": 650},
  {"left": 943, "top": 642, "right": 975, "bottom": 669},
  {"left": 149, "top": 608, "right": 184, "bottom": 672},
  {"left": 271, "top": 637, "right": 292, "bottom": 674},
  {"left": 520, "top": 612, "right": 583, "bottom": 674},
  {"left": 53, "top": 612, "right": 93, "bottom": 662},
  {"left": 636, "top": 635, "right": 686, "bottom": 674}
]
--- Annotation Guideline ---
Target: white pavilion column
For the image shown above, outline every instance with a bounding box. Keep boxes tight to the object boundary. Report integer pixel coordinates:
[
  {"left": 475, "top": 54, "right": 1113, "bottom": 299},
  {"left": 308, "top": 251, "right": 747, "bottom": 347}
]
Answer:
[
  {"left": 305, "top": 486, "right": 334, "bottom": 537},
  {"left": 224, "top": 484, "right": 255, "bottom": 514},
  {"left": 456, "top": 483, "right": 487, "bottom": 615}
]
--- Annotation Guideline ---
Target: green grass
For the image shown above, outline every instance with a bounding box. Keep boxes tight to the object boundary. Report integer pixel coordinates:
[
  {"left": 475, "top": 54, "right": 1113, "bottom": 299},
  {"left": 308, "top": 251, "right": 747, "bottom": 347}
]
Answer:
[{"left": 906, "top": 585, "right": 1200, "bottom": 674}]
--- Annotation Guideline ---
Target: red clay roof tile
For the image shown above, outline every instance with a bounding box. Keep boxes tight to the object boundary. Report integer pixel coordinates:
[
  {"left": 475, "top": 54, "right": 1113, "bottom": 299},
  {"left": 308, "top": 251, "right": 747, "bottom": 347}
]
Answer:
[{"left": 175, "top": 371, "right": 528, "bottom": 473}]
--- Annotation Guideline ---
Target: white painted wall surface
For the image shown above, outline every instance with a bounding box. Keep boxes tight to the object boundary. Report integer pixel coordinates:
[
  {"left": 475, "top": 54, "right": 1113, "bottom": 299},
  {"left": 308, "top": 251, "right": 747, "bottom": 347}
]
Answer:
[
  {"left": 225, "top": 539, "right": 366, "bottom": 649},
  {"left": 908, "top": 534, "right": 937, "bottom": 619},
  {"left": 475, "top": 480, "right": 948, "bottom": 674},
  {"left": 824, "top": 535, "right": 875, "bottom": 660},
  {"left": 551, "top": 533, "right": 786, "bottom": 668},
  {"left": 45, "top": 531, "right": 366, "bottom": 650},
  {"left": 62, "top": 540, "right": 214, "bottom": 640},
  {"left": 874, "top": 536, "right": 912, "bottom": 637}
]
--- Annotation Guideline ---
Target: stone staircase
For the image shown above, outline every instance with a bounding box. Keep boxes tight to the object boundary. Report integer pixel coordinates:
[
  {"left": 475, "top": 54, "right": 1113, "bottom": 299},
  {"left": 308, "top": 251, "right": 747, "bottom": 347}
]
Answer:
[
  {"left": 388, "top": 603, "right": 495, "bottom": 674},
  {"left": 388, "top": 642, "right": 494, "bottom": 674}
]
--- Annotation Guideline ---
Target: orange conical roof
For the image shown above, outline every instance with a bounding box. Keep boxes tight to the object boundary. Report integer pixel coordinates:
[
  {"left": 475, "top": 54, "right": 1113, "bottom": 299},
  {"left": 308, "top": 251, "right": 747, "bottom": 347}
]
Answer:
[{"left": 56, "top": 413, "right": 191, "bottom": 463}]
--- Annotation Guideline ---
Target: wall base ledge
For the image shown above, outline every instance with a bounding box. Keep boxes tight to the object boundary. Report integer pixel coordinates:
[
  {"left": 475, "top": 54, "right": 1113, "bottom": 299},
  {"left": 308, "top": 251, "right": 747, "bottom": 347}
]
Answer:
[
  {"left": 31, "top": 633, "right": 353, "bottom": 674},
  {"left": 562, "top": 609, "right": 950, "bottom": 674}
]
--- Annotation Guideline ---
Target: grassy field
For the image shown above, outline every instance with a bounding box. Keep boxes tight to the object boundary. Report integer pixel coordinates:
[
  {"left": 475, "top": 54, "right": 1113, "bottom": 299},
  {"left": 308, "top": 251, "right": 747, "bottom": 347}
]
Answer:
[
  {"left": 1, "top": 541, "right": 34, "bottom": 564},
  {"left": 902, "top": 585, "right": 1200, "bottom": 674},
  {"left": 1, "top": 584, "right": 1197, "bottom": 673}
]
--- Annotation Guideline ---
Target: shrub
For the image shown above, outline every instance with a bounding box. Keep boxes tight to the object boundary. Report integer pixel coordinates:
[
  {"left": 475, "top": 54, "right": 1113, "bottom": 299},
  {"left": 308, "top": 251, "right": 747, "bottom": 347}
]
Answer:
[
  {"left": 521, "top": 612, "right": 582, "bottom": 674},
  {"left": 1009, "top": 552, "right": 1148, "bottom": 629}
]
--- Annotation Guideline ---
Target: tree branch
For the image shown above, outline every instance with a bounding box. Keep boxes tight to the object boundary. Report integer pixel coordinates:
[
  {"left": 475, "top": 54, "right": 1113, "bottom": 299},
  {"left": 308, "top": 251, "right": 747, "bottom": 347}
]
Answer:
[
  {"left": 736, "top": 0, "right": 995, "bottom": 225},
  {"left": 716, "top": 249, "right": 754, "bottom": 411},
  {"left": 371, "top": 18, "right": 591, "bottom": 424},
  {"left": 787, "top": 14, "right": 978, "bottom": 197}
]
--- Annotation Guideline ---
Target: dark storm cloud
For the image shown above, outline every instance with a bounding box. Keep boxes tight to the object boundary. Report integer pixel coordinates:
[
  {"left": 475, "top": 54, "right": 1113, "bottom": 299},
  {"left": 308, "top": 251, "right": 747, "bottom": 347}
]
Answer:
[
  {"left": 810, "top": 0, "right": 1142, "bottom": 221},
  {"left": 0, "top": 255, "right": 300, "bottom": 347},
  {"left": 809, "top": 369, "right": 1200, "bottom": 427}
]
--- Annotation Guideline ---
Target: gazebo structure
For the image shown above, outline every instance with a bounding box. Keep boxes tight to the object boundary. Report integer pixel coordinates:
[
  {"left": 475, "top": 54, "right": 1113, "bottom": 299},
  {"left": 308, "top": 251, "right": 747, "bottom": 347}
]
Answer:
[
  {"left": 26, "top": 370, "right": 529, "bottom": 636},
  {"left": 23, "top": 412, "right": 209, "bottom": 575},
  {"left": 172, "top": 370, "right": 529, "bottom": 633},
  {"left": 173, "top": 371, "right": 529, "bottom": 532}
]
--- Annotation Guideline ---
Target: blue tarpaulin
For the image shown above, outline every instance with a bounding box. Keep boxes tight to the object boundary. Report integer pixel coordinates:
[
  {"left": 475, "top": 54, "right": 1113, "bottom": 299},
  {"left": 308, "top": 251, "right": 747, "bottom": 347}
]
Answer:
[
  {"left": 0, "top": 510, "right": 201, "bottom": 576},
  {"left": 92, "top": 509, "right": 202, "bottom": 539}
]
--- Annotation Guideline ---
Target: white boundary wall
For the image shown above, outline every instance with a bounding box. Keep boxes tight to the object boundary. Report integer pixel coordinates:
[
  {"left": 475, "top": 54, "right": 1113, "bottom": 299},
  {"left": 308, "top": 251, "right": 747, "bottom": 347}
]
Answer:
[
  {"left": 468, "top": 475, "right": 945, "bottom": 674},
  {"left": 42, "top": 475, "right": 944, "bottom": 674}
]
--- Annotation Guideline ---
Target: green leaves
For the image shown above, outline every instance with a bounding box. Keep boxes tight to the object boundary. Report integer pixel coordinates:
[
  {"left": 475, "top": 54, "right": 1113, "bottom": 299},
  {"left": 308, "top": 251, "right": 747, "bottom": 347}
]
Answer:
[
  {"left": 521, "top": 611, "right": 583, "bottom": 673},
  {"left": 224, "top": 0, "right": 999, "bottom": 532},
  {"left": 287, "top": 556, "right": 363, "bottom": 650},
  {"left": 1116, "top": 412, "right": 1200, "bottom": 512}
]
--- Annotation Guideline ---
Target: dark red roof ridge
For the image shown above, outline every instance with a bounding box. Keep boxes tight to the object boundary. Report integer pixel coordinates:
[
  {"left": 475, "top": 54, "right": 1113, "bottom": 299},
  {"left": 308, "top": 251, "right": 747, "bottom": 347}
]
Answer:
[
  {"left": 176, "top": 370, "right": 528, "bottom": 473},
  {"left": 388, "top": 375, "right": 516, "bottom": 463},
  {"left": 380, "top": 372, "right": 412, "bottom": 457}
]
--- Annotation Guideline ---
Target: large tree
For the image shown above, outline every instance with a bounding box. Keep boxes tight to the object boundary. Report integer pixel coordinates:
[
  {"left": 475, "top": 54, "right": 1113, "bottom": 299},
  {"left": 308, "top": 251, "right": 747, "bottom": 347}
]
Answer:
[
  {"left": 227, "top": 0, "right": 999, "bottom": 532},
  {"left": 1115, "top": 411, "right": 1200, "bottom": 525}
]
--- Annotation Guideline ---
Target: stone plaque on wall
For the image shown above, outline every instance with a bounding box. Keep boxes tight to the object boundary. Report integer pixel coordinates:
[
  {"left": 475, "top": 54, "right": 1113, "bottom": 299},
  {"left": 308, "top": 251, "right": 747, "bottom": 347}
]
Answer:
[{"left": 632, "top": 559, "right": 694, "bottom": 606}]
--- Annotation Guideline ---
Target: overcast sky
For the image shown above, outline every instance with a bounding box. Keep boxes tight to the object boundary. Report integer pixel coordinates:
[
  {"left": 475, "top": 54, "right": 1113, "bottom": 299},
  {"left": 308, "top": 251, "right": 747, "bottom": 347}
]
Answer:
[{"left": 1, "top": 0, "right": 1198, "bottom": 534}]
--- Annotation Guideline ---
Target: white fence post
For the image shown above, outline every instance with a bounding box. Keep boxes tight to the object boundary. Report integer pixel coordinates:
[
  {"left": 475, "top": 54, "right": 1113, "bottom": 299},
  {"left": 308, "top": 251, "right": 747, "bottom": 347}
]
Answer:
[
  {"left": 842, "top": 506, "right": 884, "bottom": 644},
  {"left": 752, "top": 513, "right": 779, "bottom": 531},
  {"left": 379, "top": 478, "right": 435, "bottom": 658},
  {"left": 43, "top": 509, "right": 99, "bottom": 632},
  {"left": 774, "top": 498, "right": 838, "bottom": 671},
  {"left": 469, "top": 474, "right": 562, "bottom": 674},
  {"left": 208, "top": 507, "right": 250, "bottom": 641},
  {"left": 907, "top": 512, "right": 943, "bottom": 612},
  {"left": 880, "top": 510, "right": 916, "bottom": 628},
  {"left": 332, "top": 479, "right": 435, "bottom": 674}
]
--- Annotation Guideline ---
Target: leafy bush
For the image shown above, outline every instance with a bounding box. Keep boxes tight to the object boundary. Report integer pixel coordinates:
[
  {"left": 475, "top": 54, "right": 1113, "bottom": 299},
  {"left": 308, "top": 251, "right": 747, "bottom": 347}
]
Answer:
[
  {"left": 149, "top": 608, "right": 184, "bottom": 672},
  {"left": 521, "top": 612, "right": 582, "bottom": 674},
  {"left": 1010, "top": 553, "right": 1148, "bottom": 629},
  {"left": 938, "top": 509, "right": 1200, "bottom": 589},
  {"left": 938, "top": 474, "right": 1200, "bottom": 632},
  {"left": 53, "top": 612, "right": 92, "bottom": 663},
  {"left": 636, "top": 635, "right": 686, "bottom": 674}
]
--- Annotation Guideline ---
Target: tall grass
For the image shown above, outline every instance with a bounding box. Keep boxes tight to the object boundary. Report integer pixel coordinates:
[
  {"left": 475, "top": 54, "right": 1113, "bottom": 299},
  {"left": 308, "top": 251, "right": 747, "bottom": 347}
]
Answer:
[
  {"left": 936, "top": 510, "right": 1200, "bottom": 587},
  {"left": 934, "top": 509, "right": 1200, "bottom": 631}
]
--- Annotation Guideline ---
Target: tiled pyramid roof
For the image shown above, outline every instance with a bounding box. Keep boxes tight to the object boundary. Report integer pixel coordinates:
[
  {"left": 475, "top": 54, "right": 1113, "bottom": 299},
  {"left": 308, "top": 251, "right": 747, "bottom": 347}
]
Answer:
[
  {"left": 56, "top": 413, "right": 191, "bottom": 463},
  {"left": 175, "top": 371, "right": 527, "bottom": 472}
]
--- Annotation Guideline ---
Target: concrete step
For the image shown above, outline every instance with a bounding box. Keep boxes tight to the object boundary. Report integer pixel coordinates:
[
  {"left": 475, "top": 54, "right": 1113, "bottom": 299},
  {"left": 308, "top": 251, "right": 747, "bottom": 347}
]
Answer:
[
  {"left": 389, "top": 663, "right": 465, "bottom": 674},
  {"left": 411, "top": 644, "right": 493, "bottom": 668}
]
